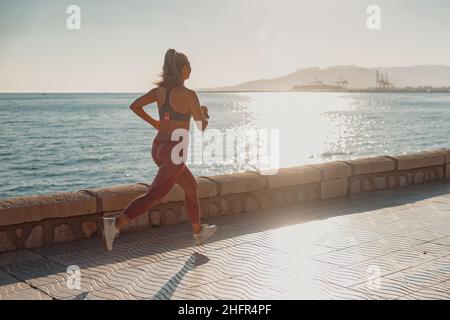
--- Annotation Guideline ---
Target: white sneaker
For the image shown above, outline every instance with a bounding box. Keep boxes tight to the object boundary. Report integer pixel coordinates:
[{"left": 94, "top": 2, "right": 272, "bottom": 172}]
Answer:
[
  {"left": 103, "top": 217, "right": 120, "bottom": 252},
  {"left": 193, "top": 224, "right": 217, "bottom": 246}
]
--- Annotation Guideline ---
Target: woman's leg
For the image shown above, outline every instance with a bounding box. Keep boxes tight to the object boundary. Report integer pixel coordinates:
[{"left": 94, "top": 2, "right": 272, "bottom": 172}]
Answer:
[
  {"left": 175, "top": 166, "right": 218, "bottom": 245},
  {"left": 175, "top": 166, "right": 202, "bottom": 234},
  {"left": 116, "top": 143, "right": 186, "bottom": 229}
]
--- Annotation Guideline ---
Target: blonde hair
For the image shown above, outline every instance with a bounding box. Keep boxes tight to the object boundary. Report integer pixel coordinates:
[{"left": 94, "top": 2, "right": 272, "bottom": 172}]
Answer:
[{"left": 155, "top": 49, "right": 189, "bottom": 88}]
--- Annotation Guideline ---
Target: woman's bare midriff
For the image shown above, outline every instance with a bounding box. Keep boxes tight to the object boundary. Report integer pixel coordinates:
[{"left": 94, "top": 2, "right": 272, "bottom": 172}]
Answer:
[{"left": 158, "top": 119, "right": 190, "bottom": 136}]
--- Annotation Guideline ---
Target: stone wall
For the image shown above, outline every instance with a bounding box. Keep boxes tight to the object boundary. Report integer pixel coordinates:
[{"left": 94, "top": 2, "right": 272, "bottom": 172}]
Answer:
[{"left": 1, "top": 148, "right": 449, "bottom": 252}]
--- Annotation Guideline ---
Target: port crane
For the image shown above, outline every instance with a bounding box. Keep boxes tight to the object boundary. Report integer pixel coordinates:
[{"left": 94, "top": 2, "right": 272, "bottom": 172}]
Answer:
[{"left": 376, "top": 70, "right": 394, "bottom": 89}]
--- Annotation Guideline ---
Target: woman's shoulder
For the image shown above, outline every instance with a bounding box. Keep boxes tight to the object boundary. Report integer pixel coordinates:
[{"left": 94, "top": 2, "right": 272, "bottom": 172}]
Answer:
[
  {"left": 153, "top": 85, "right": 191, "bottom": 93},
  {"left": 180, "top": 86, "right": 198, "bottom": 97},
  {"left": 149, "top": 86, "right": 162, "bottom": 96},
  {"left": 153, "top": 85, "right": 196, "bottom": 100},
  {"left": 174, "top": 85, "right": 197, "bottom": 100}
]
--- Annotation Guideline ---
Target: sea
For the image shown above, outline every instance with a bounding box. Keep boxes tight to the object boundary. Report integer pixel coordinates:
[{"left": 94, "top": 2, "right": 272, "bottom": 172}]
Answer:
[{"left": 1, "top": 92, "right": 449, "bottom": 199}]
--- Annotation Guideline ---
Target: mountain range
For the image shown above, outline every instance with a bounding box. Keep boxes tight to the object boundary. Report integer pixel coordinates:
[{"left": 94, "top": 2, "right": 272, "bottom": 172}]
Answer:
[{"left": 201, "top": 65, "right": 450, "bottom": 91}]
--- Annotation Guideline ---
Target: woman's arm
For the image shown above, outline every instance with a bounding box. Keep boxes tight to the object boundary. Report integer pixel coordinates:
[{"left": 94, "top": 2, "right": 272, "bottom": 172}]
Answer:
[
  {"left": 187, "top": 90, "right": 208, "bottom": 131},
  {"left": 130, "top": 88, "right": 160, "bottom": 130}
]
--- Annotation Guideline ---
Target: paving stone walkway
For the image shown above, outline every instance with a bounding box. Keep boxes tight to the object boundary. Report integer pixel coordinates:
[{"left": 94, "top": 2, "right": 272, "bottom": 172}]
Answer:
[{"left": 1, "top": 180, "right": 450, "bottom": 300}]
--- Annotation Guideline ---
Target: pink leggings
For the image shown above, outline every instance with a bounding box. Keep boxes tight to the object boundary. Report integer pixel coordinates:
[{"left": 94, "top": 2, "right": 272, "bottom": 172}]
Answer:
[{"left": 122, "top": 134, "right": 200, "bottom": 224}]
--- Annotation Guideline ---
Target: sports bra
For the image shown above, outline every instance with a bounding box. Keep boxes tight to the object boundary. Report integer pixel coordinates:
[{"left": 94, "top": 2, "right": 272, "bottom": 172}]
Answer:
[{"left": 158, "top": 86, "right": 191, "bottom": 122}]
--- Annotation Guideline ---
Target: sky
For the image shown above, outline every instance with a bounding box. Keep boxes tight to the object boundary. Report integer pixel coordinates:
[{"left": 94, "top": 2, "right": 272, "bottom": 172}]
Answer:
[{"left": 0, "top": 0, "right": 449, "bottom": 92}]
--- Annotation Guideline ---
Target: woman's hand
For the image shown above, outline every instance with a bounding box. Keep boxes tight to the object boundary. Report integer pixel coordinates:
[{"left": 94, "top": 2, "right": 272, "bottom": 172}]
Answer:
[{"left": 201, "top": 106, "right": 210, "bottom": 119}]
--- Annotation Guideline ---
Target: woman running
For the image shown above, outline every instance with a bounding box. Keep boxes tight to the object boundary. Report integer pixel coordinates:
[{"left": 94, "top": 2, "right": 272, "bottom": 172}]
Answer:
[{"left": 103, "top": 49, "right": 217, "bottom": 251}]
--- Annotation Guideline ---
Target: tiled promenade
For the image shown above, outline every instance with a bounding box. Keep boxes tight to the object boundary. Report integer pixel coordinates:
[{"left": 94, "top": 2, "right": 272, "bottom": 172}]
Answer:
[{"left": 1, "top": 180, "right": 450, "bottom": 300}]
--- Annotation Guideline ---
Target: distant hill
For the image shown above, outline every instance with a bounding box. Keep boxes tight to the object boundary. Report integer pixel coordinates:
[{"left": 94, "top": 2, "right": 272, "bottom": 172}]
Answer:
[{"left": 201, "top": 65, "right": 450, "bottom": 91}]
